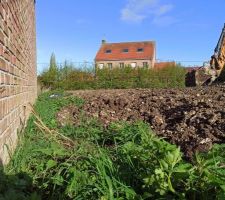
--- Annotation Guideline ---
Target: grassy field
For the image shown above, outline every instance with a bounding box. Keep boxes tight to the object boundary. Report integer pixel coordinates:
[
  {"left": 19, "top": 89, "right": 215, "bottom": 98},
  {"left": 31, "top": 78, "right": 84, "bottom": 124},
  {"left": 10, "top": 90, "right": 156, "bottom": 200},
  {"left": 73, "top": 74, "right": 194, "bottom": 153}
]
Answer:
[{"left": 2, "top": 91, "right": 225, "bottom": 200}]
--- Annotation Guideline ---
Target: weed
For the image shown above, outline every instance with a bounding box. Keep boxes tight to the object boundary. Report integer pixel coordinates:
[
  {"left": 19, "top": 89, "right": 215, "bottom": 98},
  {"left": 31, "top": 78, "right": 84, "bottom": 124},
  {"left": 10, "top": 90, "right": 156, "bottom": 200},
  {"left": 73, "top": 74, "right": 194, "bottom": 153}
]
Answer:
[{"left": 3, "top": 91, "right": 225, "bottom": 199}]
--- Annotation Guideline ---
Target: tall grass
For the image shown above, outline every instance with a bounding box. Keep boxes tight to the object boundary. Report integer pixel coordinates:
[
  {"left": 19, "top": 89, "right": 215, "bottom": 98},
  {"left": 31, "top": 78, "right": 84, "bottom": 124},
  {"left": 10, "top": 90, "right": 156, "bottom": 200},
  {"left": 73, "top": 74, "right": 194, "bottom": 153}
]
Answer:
[{"left": 3, "top": 91, "right": 225, "bottom": 199}]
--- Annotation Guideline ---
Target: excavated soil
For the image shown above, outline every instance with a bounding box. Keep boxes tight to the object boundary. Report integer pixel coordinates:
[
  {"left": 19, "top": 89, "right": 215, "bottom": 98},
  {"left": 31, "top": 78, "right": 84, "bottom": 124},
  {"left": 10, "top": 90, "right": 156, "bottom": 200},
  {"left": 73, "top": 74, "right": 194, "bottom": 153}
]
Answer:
[{"left": 57, "top": 87, "right": 225, "bottom": 159}]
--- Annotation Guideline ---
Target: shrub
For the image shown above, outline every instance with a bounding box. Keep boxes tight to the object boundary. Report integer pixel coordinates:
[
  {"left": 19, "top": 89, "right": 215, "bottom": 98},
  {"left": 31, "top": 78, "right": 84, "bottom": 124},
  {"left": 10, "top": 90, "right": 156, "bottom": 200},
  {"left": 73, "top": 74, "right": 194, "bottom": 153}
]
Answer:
[{"left": 39, "top": 61, "right": 187, "bottom": 90}]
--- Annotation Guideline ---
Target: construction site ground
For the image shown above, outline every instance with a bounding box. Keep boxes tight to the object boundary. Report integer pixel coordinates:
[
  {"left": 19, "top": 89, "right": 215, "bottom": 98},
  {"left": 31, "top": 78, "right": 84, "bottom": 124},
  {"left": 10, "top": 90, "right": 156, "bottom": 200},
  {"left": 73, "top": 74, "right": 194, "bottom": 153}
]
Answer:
[{"left": 57, "top": 86, "right": 225, "bottom": 160}]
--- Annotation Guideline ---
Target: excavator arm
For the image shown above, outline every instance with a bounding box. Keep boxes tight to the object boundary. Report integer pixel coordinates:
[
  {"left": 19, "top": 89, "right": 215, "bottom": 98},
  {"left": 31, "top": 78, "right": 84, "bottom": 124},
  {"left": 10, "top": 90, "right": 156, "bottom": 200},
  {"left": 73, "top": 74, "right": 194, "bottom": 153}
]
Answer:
[
  {"left": 210, "top": 23, "right": 225, "bottom": 72},
  {"left": 186, "top": 24, "right": 225, "bottom": 86}
]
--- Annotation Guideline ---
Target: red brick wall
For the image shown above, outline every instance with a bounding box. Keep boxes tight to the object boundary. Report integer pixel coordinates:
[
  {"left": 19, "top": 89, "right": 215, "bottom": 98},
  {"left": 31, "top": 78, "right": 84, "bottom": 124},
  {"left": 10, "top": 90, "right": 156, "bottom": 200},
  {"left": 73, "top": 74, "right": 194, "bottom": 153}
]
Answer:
[{"left": 0, "top": 0, "right": 36, "bottom": 164}]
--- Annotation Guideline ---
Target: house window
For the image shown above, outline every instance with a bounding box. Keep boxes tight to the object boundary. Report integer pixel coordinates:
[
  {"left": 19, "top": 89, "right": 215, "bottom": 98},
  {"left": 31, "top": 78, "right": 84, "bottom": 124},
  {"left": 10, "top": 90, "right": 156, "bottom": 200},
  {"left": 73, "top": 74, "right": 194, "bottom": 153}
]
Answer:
[
  {"left": 105, "top": 49, "right": 112, "bottom": 54},
  {"left": 119, "top": 63, "right": 124, "bottom": 68},
  {"left": 131, "top": 62, "right": 137, "bottom": 68},
  {"left": 122, "top": 48, "right": 129, "bottom": 53},
  {"left": 107, "top": 63, "right": 112, "bottom": 69},
  {"left": 143, "top": 62, "right": 148, "bottom": 68},
  {"left": 98, "top": 63, "right": 104, "bottom": 69},
  {"left": 137, "top": 48, "right": 144, "bottom": 52}
]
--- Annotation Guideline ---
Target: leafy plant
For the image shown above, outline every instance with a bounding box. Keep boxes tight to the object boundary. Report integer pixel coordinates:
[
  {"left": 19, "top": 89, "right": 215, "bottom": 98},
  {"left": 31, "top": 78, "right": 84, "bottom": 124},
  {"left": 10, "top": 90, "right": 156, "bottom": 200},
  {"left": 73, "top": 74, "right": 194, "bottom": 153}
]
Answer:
[{"left": 3, "top": 91, "right": 225, "bottom": 199}]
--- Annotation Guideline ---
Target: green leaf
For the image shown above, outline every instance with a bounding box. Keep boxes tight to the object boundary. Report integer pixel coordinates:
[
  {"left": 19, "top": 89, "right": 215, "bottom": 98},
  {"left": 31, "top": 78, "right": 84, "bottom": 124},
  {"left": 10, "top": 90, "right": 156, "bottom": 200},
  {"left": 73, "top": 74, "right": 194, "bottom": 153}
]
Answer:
[
  {"left": 46, "top": 160, "right": 57, "bottom": 169},
  {"left": 160, "top": 160, "right": 169, "bottom": 170},
  {"left": 52, "top": 175, "right": 64, "bottom": 186},
  {"left": 173, "top": 163, "right": 192, "bottom": 173},
  {"left": 51, "top": 143, "right": 69, "bottom": 156},
  {"left": 220, "top": 185, "right": 225, "bottom": 192},
  {"left": 34, "top": 148, "right": 53, "bottom": 156},
  {"left": 173, "top": 148, "right": 181, "bottom": 163}
]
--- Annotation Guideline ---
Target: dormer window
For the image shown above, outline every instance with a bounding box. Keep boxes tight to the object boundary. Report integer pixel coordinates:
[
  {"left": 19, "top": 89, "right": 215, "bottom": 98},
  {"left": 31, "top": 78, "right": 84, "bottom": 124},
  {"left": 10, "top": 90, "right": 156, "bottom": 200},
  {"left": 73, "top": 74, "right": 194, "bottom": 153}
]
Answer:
[
  {"left": 105, "top": 49, "right": 112, "bottom": 54},
  {"left": 123, "top": 48, "right": 129, "bottom": 53},
  {"left": 137, "top": 48, "right": 144, "bottom": 52}
]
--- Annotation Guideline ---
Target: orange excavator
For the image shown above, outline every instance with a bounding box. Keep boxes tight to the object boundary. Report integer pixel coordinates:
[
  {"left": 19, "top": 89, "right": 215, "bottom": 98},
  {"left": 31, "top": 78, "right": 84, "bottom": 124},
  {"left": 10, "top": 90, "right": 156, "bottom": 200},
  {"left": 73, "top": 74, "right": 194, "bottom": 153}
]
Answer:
[{"left": 186, "top": 24, "right": 225, "bottom": 86}]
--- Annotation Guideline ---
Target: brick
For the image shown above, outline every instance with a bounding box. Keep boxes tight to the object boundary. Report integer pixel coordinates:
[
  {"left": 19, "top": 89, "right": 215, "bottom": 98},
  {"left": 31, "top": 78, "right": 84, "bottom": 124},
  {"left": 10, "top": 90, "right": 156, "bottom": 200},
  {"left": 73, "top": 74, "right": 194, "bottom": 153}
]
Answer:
[
  {"left": 0, "top": 30, "right": 4, "bottom": 44},
  {"left": 0, "top": 57, "right": 6, "bottom": 71},
  {"left": 0, "top": 0, "right": 37, "bottom": 165}
]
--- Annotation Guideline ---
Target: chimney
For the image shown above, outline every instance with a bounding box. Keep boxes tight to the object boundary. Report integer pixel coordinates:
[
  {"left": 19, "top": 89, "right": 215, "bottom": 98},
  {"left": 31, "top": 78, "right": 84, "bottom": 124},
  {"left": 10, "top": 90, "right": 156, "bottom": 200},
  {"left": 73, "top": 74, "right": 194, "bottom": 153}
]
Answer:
[{"left": 102, "top": 39, "right": 106, "bottom": 44}]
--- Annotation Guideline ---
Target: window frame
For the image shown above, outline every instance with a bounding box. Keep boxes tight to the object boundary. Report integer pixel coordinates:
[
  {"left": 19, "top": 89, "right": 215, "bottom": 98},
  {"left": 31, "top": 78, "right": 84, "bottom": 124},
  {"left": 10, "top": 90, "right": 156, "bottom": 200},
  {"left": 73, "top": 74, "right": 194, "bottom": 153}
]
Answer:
[
  {"left": 119, "top": 63, "right": 125, "bottom": 68},
  {"left": 107, "top": 63, "right": 113, "bottom": 69},
  {"left": 122, "top": 48, "right": 129, "bottom": 53},
  {"left": 137, "top": 48, "right": 144, "bottom": 52},
  {"left": 98, "top": 63, "right": 104, "bottom": 69},
  {"left": 105, "top": 49, "right": 112, "bottom": 54},
  {"left": 131, "top": 62, "right": 137, "bottom": 68},
  {"left": 143, "top": 62, "right": 148, "bottom": 68}
]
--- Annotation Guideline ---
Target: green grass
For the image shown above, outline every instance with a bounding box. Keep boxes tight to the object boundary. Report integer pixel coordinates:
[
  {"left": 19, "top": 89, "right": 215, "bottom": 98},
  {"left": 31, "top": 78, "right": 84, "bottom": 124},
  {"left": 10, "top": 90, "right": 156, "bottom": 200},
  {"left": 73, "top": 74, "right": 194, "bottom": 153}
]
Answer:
[{"left": 2, "top": 91, "right": 225, "bottom": 200}]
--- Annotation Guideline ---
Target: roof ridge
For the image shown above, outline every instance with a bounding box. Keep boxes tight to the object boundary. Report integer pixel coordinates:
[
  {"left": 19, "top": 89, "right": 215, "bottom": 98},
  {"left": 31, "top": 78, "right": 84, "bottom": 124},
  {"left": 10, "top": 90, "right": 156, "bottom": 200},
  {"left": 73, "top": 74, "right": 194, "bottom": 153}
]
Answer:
[{"left": 102, "top": 41, "right": 155, "bottom": 45}]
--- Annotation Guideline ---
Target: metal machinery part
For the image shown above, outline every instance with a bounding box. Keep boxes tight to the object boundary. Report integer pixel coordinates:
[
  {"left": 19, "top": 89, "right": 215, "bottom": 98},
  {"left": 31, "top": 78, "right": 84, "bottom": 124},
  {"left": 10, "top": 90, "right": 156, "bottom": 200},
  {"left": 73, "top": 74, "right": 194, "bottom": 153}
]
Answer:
[{"left": 186, "top": 24, "right": 225, "bottom": 86}]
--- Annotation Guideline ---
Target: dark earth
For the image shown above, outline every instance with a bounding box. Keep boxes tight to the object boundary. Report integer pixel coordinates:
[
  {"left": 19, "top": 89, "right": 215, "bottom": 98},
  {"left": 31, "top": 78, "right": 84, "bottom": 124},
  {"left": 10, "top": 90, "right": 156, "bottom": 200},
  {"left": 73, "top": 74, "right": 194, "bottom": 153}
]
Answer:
[{"left": 57, "top": 86, "right": 225, "bottom": 160}]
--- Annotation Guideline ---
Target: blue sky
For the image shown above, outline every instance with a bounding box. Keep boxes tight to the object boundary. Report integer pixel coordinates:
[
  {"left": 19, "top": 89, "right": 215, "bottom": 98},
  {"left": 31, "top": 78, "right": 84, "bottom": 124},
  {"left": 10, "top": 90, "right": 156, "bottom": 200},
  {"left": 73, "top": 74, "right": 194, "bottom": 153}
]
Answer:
[{"left": 36, "top": 0, "right": 225, "bottom": 72}]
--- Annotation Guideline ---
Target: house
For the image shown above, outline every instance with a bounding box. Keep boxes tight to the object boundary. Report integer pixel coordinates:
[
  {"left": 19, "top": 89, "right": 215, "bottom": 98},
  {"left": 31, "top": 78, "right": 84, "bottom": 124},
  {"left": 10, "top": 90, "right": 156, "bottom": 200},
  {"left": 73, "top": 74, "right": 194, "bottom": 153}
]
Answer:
[
  {"left": 154, "top": 61, "right": 176, "bottom": 70},
  {"left": 95, "top": 40, "right": 156, "bottom": 69}
]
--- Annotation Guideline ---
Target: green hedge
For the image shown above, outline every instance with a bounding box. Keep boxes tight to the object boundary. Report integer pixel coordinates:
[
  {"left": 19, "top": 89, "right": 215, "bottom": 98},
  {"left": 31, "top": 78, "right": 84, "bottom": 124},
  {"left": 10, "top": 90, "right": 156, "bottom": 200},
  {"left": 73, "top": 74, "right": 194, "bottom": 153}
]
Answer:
[{"left": 39, "top": 65, "right": 187, "bottom": 90}]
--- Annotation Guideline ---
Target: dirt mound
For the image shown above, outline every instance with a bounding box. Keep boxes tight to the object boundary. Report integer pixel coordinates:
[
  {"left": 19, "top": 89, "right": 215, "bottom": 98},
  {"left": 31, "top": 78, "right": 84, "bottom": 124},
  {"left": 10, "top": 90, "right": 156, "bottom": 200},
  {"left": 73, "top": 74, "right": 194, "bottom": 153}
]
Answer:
[{"left": 58, "top": 87, "right": 225, "bottom": 159}]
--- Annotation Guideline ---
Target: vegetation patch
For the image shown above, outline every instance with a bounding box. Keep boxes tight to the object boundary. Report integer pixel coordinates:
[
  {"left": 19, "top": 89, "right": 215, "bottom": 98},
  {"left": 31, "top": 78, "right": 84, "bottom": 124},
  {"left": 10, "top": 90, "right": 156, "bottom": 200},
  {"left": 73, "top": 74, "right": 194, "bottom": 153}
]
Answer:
[
  {"left": 38, "top": 54, "right": 187, "bottom": 90},
  {"left": 2, "top": 91, "right": 225, "bottom": 199},
  {"left": 67, "top": 86, "right": 225, "bottom": 160}
]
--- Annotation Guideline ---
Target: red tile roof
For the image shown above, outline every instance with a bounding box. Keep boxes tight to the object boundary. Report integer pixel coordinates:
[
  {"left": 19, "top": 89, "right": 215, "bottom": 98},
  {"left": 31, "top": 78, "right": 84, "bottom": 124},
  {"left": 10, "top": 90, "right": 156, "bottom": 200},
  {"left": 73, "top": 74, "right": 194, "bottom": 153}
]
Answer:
[
  {"left": 95, "top": 41, "right": 155, "bottom": 61},
  {"left": 154, "top": 62, "right": 176, "bottom": 69}
]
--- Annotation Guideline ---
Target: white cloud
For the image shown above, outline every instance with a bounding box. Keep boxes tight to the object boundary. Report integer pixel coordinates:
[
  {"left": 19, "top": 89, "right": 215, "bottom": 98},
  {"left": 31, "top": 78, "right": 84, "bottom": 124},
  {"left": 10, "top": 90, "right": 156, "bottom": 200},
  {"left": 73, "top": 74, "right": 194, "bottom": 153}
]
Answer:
[
  {"left": 120, "top": 0, "right": 174, "bottom": 25},
  {"left": 121, "top": 8, "right": 146, "bottom": 23},
  {"left": 156, "top": 4, "right": 173, "bottom": 16}
]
